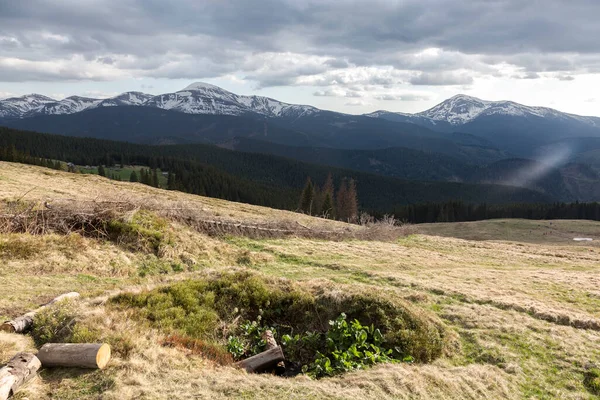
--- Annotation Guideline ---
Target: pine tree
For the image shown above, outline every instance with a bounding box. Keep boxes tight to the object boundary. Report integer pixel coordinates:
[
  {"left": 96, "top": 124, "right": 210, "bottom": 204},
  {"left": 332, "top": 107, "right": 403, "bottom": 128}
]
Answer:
[
  {"left": 321, "top": 192, "right": 334, "bottom": 218},
  {"left": 336, "top": 178, "right": 350, "bottom": 221},
  {"left": 167, "top": 172, "right": 175, "bottom": 190},
  {"left": 152, "top": 168, "right": 160, "bottom": 188},
  {"left": 98, "top": 165, "right": 106, "bottom": 177},
  {"left": 346, "top": 178, "right": 359, "bottom": 222},
  {"left": 299, "top": 177, "right": 315, "bottom": 214},
  {"left": 130, "top": 171, "right": 138, "bottom": 182}
]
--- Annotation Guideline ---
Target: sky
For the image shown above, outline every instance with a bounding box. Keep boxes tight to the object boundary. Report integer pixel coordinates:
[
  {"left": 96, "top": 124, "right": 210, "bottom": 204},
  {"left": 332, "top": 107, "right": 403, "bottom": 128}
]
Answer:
[{"left": 1, "top": 0, "right": 599, "bottom": 116}]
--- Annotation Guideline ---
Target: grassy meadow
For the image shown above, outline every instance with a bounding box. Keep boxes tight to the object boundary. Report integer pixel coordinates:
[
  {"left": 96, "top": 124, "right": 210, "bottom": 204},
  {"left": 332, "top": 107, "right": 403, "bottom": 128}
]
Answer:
[{"left": 0, "top": 161, "right": 599, "bottom": 399}]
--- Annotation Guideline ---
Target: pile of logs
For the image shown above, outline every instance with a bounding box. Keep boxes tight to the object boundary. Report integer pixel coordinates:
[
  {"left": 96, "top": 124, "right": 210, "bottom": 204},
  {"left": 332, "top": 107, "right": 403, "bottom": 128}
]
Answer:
[{"left": 0, "top": 293, "right": 111, "bottom": 399}]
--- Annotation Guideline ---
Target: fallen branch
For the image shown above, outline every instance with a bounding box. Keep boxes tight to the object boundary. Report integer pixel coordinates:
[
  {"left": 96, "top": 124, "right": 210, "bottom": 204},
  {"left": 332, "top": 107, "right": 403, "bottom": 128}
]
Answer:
[
  {"left": 1, "top": 292, "right": 80, "bottom": 333},
  {"left": 0, "top": 353, "right": 41, "bottom": 400}
]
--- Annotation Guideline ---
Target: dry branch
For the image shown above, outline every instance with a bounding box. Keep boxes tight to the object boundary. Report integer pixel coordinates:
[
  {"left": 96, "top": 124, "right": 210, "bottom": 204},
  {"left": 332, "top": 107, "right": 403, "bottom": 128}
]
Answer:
[
  {"left": 1, "top": 292, "right": 80, "bottom": 333},
  {"left": 37, "top": 343, "right": 111, "bottom": 369},
  {"left": 0, "top": 353, "right": 41, "bottom": 400}
]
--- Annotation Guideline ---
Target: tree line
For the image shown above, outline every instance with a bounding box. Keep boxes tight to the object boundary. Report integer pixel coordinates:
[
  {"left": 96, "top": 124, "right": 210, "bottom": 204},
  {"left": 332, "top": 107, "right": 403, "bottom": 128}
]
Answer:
[
  {"left": 388, "top": 201, "right": 600, "bottom": 223},
  {"left": 298, "top": 174, "right": 359, "bottom": 222}
]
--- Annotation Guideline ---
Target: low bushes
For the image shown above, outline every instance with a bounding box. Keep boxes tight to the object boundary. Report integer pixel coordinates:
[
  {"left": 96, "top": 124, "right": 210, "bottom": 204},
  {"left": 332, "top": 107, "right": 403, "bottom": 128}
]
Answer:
[{"left": 111, "top": 271, "right": 452, "bottom": 376}]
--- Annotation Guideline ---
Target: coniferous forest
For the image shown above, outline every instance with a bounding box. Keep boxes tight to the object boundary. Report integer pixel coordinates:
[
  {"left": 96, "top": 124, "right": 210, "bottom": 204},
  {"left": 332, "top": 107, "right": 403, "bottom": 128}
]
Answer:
[{"left": 1, "top": 126, "right": 600, "bottom": 223}]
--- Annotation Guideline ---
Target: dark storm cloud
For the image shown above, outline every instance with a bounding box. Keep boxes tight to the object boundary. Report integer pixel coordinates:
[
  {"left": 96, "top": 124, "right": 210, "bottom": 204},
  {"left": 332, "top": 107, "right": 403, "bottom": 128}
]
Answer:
[{"left": 0, "top": 0, "right": 599, "bottom": 85}]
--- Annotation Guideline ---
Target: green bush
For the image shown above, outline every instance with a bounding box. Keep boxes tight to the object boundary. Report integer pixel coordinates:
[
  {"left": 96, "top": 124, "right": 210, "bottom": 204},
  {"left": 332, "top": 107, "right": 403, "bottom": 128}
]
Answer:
[
  {"left": 31, "top": 299, "right": 79, "bottom": 345},
  {"left": 105, "top": 210, "right": 170, "bottom": 254},
  {"left": 111, "top": 271, "right": 450, "bottom": 375},
  {"left": 584, "top": 366, "right": 600, "bottom": 395}
]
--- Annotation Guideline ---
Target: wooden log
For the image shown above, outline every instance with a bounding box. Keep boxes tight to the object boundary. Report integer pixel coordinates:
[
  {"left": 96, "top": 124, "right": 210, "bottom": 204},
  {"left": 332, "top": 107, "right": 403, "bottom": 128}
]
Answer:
[
  {"left": 1, "top": 292, "right": 80, "bottom": 333},
  {"left": 261, "top": 330, "right": 285, "bottom": 370},
  {"left": 37, "top": 343, "right": 111, "bottom": 369},
  {"left": 0, "top": 353, "right": 41, "bottom": 400},
  {"left": 235, "top": 346, "right": 284, "bottom": 373}
]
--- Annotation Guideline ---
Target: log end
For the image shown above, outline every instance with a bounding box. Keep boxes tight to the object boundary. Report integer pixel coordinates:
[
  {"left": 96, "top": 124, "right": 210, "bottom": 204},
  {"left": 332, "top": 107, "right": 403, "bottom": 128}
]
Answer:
[
  {"left": 0, "top": 322, "right": 15, "bottom": 333},
  {"left": 96, "top": 344, "right": 111, "bottom": 369}
]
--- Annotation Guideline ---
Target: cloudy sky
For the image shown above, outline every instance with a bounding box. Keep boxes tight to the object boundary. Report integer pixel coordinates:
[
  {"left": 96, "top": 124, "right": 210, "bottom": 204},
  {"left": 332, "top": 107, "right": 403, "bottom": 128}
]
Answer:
[{"left": 1, "top": 0, "right": 599, "bottom": 115}]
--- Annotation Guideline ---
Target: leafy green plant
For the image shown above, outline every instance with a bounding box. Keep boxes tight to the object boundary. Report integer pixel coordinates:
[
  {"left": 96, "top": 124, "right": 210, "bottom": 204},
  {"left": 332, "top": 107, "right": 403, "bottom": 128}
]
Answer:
[
  {"left": 226, "top": 336, "right": 246, "bottom": 360},
  {"left": 226, "top": 317, "right": 277, "bottom": 360},
  {"left": 307, "top": 313, "right": 397, "bottom": 378}
]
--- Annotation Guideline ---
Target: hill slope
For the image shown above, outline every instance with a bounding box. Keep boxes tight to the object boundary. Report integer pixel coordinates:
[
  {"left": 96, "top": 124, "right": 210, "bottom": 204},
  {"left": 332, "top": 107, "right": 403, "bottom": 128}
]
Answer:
[{"left": 0, "top": 163, "right": 599, "bottom": 399}]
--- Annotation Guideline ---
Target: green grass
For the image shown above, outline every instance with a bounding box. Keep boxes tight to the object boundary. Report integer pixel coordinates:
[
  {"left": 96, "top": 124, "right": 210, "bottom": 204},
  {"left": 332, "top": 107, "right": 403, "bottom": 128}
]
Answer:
[{"left": 79, "top": 165, "right": 168, "bottom": 186}]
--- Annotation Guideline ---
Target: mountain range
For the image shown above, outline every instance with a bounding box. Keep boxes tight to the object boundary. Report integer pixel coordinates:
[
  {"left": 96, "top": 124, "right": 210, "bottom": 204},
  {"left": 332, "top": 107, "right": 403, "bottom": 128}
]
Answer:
[{"left": 2, "top": 82, "right": 600, "bottom": 202}]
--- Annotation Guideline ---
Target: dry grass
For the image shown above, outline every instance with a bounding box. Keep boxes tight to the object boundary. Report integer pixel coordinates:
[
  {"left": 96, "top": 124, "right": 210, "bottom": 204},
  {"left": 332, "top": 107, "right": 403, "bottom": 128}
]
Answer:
[{"left": 1, "top": 162, "right": 600, "bottom": 399}]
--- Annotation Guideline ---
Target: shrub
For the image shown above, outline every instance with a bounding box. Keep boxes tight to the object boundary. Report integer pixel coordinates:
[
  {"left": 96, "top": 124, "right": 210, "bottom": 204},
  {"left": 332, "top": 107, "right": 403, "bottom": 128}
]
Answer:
[
  {"left": 31, "top": 299, "right": 79, "bottom": 345},
  {"left": 105, "top": 210, "right": 170, "bottom": 254},
  {"left": 584, "top": 366, "right": 600, "bottom": 395},
  {"left": 111, "top": 271, "right": 450, "bottom": 374},
  {"left": 305, "top": 313, "right": 400, "bottom": 378}
]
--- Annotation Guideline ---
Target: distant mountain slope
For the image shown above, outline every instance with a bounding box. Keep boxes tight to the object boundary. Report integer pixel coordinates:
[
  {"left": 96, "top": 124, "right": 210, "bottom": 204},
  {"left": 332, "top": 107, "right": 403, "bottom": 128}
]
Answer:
[
  {"left": 3, "top": 84, "right": 600, "bottom": 160},
  {"left": 0, "top": 106, "right": 509, "bottom": 164},
  {"left": 225, "top": 138, "right": 600, "bottom": 202},
  {"left": 369, "top": 95, "right": 600, "bottom": 156},
  {"left": 222, "top": 137, "right": 474, "bottom": 182},
  {"left": 0, "top": 126, "right": 554, "bottom": 211}
]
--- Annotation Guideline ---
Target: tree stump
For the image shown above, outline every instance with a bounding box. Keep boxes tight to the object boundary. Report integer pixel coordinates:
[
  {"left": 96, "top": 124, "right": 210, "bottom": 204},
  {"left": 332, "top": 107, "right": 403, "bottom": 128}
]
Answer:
[
  {"left": 37, "top": 343, "right": 111, "bottom": 369},
  {"left": 0, "top": 353, "right": 41, "bottom": 400}
]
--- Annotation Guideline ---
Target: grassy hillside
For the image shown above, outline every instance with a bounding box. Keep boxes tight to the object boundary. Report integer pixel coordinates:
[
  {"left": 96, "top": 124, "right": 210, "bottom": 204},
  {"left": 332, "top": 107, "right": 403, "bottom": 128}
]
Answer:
[{"left": 1, "top": 162, "right": 600, "bottom": 399}]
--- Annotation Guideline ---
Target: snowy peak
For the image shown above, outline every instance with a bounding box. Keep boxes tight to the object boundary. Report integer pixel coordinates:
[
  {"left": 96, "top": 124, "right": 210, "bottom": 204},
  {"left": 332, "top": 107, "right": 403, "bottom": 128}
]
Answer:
[
  {"left": 0, "top": 94, "right": 56, "bottom": 118},
  {"left": 144, "top": 82, "right": 318, "bottom": 118},
  {"left": 183, "top": 82, "right": 224, "bottom": 92},
  {"left": 32, "top": 96, "right": 102, "bottom": 116},
  {"left": 418, "top": 94, "right": 491, "bottom": 125},
  {"left": 98, "top": 92, "right": 154, "bottom": 107},
  {"left": 416, "top": 94, "right": 600, "bottom": 126}
]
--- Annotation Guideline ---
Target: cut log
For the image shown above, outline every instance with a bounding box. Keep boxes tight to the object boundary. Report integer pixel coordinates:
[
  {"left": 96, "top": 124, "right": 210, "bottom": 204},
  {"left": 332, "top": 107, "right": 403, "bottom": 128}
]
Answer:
[
  {"left": 0, "top": 353, "right": 41, "bottom": 400},
  {"left": 235, "top": 346, "right": 284, "bottom": 373},
  {"left": 37, "top": 343, "right": 111, "bottom": 369},
  {"left": 1, "top": 292, "right": 80, "bottom": 333}
]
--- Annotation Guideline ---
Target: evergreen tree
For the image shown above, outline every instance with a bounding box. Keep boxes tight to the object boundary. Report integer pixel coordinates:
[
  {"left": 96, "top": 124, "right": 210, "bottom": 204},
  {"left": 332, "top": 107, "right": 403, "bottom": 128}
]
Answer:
[
  {"left": 336, "top": 179, "right": 349, "bottom": 221},
  {"left": 321, "top": 192, "right": 334, "bottom": 218},
  {"left": 299, "top": 177, "right": 315, "bottom": 214},
  {"left": 346, "top": 178, "right": 358, "bottom": 222},
  {"left": 130, "top": 170, "right": 138, "bottom": 182},
  {"left": 152, "top": 168, "right": 160, "bottom": 188},
  {"left": 167, "top": 171, "right": 175, "bottom": 190},
  {"left": 314, "top": 172, "right": 334, "bottom": 216},
  {"left": 98, "top": 165, "right": 106, "bottom": 177}
]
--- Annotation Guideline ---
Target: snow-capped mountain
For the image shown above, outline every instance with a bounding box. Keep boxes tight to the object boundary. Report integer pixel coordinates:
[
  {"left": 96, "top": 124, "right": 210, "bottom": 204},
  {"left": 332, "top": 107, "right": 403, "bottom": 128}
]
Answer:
[
  {"left": 97, "top": 92, "right": 154, "bottom": 107},
  {"left": 0, "top": 94, "right": 56, "bottom": 118},
  {"left": 0, "top": 82, "right": 320, "bottom": 120},
  {"left": 29, "top": 96, "right": 102, "bottom": 116},
  {"left": 416, "top": 94, "right": 600, "bottom": 126},
  {"left": 145, "top": 82, "right": 318, "bottom": 118}
]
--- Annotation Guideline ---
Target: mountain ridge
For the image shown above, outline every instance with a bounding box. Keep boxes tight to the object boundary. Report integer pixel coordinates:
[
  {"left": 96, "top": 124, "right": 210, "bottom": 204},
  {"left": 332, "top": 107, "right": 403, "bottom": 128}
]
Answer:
[{"left": 2, "top": 84, "right": 599, "bottom": 125}]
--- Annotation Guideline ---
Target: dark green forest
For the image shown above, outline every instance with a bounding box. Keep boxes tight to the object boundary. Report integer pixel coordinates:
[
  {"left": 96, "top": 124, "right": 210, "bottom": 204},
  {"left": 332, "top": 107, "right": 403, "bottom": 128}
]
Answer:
[{"left": 0, "top": 127, "right": 552, "bottom": 215}]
